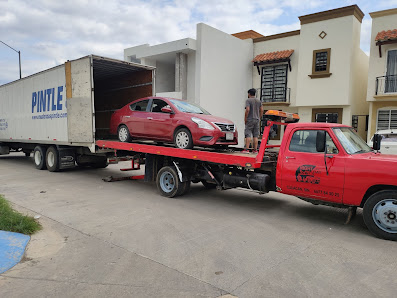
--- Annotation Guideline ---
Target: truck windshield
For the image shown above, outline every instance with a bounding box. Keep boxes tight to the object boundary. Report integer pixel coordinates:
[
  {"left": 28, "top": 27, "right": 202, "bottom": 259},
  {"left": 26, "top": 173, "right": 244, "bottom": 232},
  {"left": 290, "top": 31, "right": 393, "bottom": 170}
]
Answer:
[
  {"left": 170, "top": 99, "right": 210, "bottom": 115},
  {"left": 333, "top": 127, "right": 371, "bottom": 154}
]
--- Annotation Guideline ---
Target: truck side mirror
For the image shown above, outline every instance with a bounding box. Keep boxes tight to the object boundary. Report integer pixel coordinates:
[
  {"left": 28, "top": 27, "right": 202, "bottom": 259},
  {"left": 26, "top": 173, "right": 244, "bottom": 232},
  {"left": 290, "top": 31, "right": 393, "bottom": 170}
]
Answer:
[
  {"left": 373, "top": 134, "right": 382, "bottom": 151},
  {"left": 316, "top": 131, "right": 326, "bottom": 153}
]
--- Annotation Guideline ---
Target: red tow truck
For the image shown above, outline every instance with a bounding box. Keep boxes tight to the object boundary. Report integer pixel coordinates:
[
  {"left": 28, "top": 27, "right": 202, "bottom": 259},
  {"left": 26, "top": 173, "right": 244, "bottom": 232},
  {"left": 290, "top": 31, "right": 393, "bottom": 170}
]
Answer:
[{"left": 97, "top": 112, "right": 397, "bottom": 241}]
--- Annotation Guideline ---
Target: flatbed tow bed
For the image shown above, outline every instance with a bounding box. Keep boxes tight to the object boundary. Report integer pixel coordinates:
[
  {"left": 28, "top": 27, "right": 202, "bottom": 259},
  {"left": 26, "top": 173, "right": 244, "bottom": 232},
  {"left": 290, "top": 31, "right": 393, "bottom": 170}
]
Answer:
[
  {"left": 96, "top": 121, "right": 281, "bottom": 198},
  {"left": 96, "top": 121, "right": 279, "bottom": 169}
]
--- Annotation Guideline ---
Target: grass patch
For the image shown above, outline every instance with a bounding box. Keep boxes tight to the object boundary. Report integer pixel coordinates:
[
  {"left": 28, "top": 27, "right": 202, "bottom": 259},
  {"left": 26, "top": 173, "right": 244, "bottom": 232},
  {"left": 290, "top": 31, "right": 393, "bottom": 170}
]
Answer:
[{"left": 0, "top": 195, "right": 41, "bottom": 235}]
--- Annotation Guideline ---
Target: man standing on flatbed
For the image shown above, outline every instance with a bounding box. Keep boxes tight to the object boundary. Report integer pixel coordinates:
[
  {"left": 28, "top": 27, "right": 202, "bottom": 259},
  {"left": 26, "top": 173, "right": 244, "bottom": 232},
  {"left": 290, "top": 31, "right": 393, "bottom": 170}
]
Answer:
[{"left": 243, "top": 88, "right": 263, "bottom": 154}]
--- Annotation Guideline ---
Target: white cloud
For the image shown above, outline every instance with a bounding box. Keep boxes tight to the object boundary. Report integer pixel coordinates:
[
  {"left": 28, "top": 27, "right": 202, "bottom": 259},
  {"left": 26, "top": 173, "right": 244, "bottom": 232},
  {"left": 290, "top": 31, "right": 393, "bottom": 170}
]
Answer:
[{"left": 0, "top": 0, "right": 382, "bottom": 84}]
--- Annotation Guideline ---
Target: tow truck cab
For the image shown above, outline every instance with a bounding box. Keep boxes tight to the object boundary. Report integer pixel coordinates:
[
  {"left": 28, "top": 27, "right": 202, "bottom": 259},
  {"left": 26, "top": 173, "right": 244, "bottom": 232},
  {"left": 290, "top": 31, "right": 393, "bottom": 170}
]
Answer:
[
  {"left": 276, "top": 122, "right": 397, "bottom": 240},
  {"left": 277, "top": 122, "right": 397, "bottom": 205}
]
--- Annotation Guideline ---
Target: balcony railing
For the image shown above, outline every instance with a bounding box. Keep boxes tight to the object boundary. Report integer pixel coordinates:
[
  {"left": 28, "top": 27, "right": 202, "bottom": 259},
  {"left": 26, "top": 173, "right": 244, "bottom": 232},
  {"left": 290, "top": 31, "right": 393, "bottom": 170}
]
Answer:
[
  {"left": 257, "top": 87, "right": 291, "bottom": 103},
  {"left": 376, "top": 75, "right": 397, "bottom": 95}
]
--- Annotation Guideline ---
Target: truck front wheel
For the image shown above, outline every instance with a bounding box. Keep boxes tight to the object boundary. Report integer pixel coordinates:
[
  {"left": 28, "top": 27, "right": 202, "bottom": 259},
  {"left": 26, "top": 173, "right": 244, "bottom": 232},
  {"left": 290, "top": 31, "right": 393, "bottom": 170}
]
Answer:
[
  {"left": 363, "top": 190, "right": 397, "bottom": 241},
  {"left": 46, "top": 146, "right": 60, "bottom": 172},
  {"left": 33, "top": 145, "right": 47, "bottom": 170}
]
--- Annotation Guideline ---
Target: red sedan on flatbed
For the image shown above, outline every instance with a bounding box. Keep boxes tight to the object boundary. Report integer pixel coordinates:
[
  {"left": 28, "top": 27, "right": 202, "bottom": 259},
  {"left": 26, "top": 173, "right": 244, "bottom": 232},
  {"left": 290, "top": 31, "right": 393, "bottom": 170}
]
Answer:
[{"left": 109, "top": 97, "right": 238, "bottom": 149}]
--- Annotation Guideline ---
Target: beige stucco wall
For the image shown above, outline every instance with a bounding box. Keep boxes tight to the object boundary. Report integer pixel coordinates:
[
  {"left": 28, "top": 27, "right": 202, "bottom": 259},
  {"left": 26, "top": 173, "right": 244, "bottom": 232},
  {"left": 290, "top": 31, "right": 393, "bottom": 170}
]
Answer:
[
  {"left": 195, "top": 23, "right": 253, "bottom": 147},
  {"left": 366, "top": 9, "right": 397, "bottom": 140},
  {"left": 253, "top": 35, "right": 300, "bottom": 106},
  {"left": 296, "top": 16, "right": 356, "bottom": 107},
  {"left": 367, "top": 10, "right": 397, "bottom": 102}
]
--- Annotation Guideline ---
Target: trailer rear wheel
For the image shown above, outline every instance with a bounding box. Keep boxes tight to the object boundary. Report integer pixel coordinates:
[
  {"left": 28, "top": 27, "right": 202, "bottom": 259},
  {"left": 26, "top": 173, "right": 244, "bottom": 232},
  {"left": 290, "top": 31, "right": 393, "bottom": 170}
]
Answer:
[
  {"left": 46, "top": 146, "right": 60, "bottom": 172},
  {"left": 156, "top": 166, "right": 182, "bottom": 198},
  {"left": 33, "top": 146, "right": 47, "bottom": 170},
  {"left": 363, "top": 190, "right": 397, "bottom": 241}
]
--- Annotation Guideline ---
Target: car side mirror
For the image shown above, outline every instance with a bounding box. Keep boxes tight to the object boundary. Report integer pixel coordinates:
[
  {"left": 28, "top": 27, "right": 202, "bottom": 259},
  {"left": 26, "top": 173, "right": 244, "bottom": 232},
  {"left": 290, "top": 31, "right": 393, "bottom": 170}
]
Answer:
[
  {"left": 316, "top": 131, "right": 326, "bottom": 153},
  {"left": 373, "top": 134, "right": 382, "bottom": 151},
  {"left": 161, "top": 107, "right": 173, "bottom": 114}
]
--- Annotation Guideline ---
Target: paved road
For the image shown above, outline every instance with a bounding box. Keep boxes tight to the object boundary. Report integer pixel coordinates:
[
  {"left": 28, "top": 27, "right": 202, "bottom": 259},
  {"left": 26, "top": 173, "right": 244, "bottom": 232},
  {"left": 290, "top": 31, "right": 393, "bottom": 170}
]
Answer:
[{"left": 1, "top": 153, "right": 397, "bottom": 297}]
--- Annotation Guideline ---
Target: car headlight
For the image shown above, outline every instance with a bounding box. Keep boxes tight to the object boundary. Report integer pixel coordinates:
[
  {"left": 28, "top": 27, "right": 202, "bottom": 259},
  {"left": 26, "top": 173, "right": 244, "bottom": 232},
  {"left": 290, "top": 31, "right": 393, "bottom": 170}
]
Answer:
[{"left": 191, "top": 117, "right": 214, "bottom": 130}]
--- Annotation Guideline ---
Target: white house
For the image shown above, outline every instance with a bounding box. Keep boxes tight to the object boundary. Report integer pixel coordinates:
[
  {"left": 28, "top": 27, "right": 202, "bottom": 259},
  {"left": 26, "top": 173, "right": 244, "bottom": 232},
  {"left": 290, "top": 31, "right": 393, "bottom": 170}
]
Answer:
[
  {"left": 124, "top": 5, "right": 370, "bottom": 145},
  {"left": 366, "top": 8, "right": 397, "bottom": 140}
]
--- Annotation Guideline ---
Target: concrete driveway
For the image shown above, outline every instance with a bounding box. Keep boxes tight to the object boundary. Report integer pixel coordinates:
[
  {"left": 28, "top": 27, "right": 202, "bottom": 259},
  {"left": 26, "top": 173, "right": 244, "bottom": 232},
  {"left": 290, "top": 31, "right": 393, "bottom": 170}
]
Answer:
[{"left": 1, "top": 153, "right": 397, "bottom": 297}]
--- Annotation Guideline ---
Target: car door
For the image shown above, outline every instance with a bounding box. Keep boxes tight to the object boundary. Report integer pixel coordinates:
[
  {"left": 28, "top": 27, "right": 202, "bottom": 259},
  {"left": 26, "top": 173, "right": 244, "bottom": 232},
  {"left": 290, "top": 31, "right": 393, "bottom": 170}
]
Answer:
[
  {"left": 125, "top": 99, "right": 150, "bottom": 137},
  {"left": 145, "top": 98, "right": 175, "bottom": 141},
  {"left": 280, "top": 128, "right": 345, "bottom": 203}
]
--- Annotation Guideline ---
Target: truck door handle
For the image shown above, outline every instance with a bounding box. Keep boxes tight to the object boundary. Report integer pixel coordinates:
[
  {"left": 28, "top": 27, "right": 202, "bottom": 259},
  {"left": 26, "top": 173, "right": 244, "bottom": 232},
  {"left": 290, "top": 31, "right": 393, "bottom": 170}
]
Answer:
[
  {"left": 285, "top": 156, "right": 295, "bottom": 159},
  {"left": 125, "top": 116, "right": 130, "bottom": 118},
  {"left": 147, "top": 117, "right": 153, "bottom": 120},
  {"left": 326, "top": 155, "right": 334, "bottom": 159}
]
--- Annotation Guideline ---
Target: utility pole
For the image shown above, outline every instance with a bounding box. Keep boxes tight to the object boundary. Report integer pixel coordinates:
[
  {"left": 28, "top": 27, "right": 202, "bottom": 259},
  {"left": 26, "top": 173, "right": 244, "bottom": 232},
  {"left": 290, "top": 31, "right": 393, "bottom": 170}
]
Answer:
[{"left": 1, "top": 40, "right": 22, "bottom": 79}]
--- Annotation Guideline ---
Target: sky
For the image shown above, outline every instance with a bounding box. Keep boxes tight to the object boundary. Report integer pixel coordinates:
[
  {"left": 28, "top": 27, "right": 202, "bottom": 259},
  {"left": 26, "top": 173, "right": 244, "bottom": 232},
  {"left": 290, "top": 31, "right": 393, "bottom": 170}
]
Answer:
[{"left": 1, "top": 0, "right": 396, "bottom": 85}]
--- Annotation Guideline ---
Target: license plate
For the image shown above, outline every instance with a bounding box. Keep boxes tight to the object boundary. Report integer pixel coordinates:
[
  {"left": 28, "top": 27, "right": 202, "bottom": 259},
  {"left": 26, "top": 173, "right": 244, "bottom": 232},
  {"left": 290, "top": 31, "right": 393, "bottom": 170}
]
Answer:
[{"left": 226, "top": 132, "right": 233, "bottom": 140}]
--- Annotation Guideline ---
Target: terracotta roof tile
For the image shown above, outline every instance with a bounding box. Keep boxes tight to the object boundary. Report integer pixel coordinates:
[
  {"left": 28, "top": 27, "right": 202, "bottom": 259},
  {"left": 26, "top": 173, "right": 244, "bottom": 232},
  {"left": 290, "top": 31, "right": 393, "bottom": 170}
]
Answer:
[
  {"left": 375, "top": 29, "right": 397, "bottom": 42},
  {"left": 253, "top": 49, "right": 294, "bottom": 63}
]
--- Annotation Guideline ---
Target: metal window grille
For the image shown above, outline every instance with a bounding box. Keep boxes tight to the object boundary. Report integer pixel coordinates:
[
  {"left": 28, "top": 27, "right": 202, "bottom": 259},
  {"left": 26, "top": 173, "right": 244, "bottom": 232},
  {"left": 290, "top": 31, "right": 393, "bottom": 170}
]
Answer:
[
  {"left": 315, "top": 52, "right": 328, "bottom": 72},
  {"left": 377, "top": 109, "right": 397, "bottom": 130},
  {"left": 315, "top": 113, "right": 338, "bottom": 123},
  {"left": 260, "top": 65, "right": 288, "bottom": 102}
]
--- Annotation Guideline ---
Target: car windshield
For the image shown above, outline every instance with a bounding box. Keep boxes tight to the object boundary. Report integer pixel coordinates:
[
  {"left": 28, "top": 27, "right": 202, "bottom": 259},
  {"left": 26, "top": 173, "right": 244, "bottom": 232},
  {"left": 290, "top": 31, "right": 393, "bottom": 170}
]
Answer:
[
  {"left": 333, "top": 127, "right": 372, "bottom": 154},
  {"left": 170, "top": 99, "right": 210, "bottom": 115},
  {"left": 379, "top": 134, "right": 397, "bottom": 142}
]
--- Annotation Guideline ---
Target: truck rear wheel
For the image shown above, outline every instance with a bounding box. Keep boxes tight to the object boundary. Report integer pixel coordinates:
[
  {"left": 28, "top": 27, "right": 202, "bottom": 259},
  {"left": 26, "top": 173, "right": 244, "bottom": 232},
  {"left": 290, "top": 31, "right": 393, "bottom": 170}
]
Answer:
[
  {"left": 363, "top": 190, "right": 397, "bottom": 241},
  {"left": 46, "top": 146, "right": 60, "bottom": 172},
  {"left": 156, "top": 166, "right": 182, "bottom": 198},
  {"left": 177, "top": 181, "right": 191, "bottom": 196},
  {"left": 33, "top": 145, "right": 47, "bottom": 170}
]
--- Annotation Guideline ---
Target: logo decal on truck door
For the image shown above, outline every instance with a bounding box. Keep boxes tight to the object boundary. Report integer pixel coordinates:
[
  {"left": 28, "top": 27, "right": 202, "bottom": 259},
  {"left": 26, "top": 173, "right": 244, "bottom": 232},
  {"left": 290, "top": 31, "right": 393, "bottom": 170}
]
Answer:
[{"left": 296, "top": 165, "right": 320, "bottom": 184}]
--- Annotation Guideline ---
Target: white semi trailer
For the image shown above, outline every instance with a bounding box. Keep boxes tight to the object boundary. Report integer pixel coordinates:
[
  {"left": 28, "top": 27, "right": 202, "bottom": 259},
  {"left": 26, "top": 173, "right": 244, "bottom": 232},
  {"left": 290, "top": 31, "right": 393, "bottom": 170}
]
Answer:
[{"left": 0, "top": 55, "right": 154, "bottom": 171}]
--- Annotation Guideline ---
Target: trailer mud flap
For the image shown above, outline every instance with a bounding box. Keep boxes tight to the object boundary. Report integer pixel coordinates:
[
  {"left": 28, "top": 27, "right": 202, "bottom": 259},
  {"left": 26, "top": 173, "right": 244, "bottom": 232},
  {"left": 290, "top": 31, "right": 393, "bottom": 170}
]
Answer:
[{"left": 58, "top": 148, "right": 76, "bottom": 169}]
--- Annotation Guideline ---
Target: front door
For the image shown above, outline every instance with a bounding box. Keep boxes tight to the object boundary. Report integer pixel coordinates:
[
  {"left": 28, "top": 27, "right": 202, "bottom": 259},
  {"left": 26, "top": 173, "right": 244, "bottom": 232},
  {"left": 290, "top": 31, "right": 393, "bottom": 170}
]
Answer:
[
  {"left": 280, "top": 129, "right": 345, "bottom": 203},
  {"left": 145, "top": 98, "right": 174, "bottom": 141}
]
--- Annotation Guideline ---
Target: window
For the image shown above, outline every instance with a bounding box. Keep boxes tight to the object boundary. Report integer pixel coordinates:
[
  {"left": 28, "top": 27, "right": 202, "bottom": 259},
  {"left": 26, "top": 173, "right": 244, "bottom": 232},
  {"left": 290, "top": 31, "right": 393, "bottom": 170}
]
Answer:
[
  {"left": 312, "top": 108, "right": 342, "bottom": 124},
  {"left": 130, "top": 100, "right": 149, "bottom": 112},
  {"left": 309, "top": 48, "right": 331, "bottom": 78},
  {"left": 377, "top": 109, "right": 397, "bottom": 130},
  {"left": 151, "top": 99, "right": 170, "bottom": 113},
  {"left": 385, "top": 50, "right": 397, "bottom": 93},
  {"left": 260, "top": 65, "right": 288, "bottom": 102},
  {"left": 289, "top": 130, "right": 338, "bottom": 154},
  {"left": 315, "top": 113, "right": 338, "bottom": 123},
  {"left": 333, "top": 127, "right": 371, "bottom": 154},
  {"left": 169, "top": 99, "right": 210, "bottom": 114},
  {"left": 372, "top": 133, "right": 397, "bottom": 142}
]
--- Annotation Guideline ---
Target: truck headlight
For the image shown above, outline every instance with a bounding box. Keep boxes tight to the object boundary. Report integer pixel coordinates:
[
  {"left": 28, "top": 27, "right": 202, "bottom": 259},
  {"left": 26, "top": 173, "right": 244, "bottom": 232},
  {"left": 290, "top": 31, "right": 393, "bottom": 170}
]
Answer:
[{"left": 191, "top": 117, "right": 214, "bottom": 130}]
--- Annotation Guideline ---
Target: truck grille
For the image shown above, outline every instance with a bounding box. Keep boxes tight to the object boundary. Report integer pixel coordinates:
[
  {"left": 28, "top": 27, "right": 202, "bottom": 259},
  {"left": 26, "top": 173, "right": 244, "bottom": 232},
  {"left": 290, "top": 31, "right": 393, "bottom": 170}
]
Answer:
[{"left": 214, "top": 123, "right": 235, "bottom": 132}]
